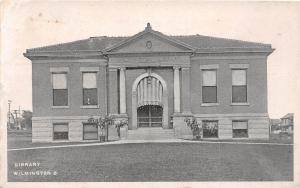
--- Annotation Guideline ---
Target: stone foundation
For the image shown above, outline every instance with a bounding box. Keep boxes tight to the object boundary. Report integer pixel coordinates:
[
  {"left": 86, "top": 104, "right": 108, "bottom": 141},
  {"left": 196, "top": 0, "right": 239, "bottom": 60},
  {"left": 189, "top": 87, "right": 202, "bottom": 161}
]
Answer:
[
  {"left": 173, "top": 113, "right": 270, "bottom": 140},
  {"left": 32, "top": 116, "right": 120, "bottom": 143},
  {"left": 32, "top": 113, "right": 269, "bottom": 142}
]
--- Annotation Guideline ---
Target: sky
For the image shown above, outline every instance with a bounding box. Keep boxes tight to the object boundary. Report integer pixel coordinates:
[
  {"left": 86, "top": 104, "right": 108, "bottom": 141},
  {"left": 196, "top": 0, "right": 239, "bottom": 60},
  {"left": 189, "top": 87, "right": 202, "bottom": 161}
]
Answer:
[{"left": 1, "top": 1, "right": 300, "bottom": 119}]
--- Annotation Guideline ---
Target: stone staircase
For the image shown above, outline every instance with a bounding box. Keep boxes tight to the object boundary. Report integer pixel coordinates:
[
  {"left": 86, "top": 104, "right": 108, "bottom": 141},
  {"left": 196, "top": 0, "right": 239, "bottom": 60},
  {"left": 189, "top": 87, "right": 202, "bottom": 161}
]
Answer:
[{"left": 127, "top": 127, "right": 175, "bottom": 140}]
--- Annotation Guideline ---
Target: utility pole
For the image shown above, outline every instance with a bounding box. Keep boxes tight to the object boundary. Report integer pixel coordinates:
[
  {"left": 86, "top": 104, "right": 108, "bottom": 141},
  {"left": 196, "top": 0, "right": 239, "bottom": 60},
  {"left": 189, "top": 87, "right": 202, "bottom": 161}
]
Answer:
[
  {"left": 8, "top": 100, "right": 12, "bottom": 129},
  {"left": 14, "top": 110, "right": 18, "bottom": 129},
  {"left": 18, "top": 106, "right": 22, "bottom": 129}
]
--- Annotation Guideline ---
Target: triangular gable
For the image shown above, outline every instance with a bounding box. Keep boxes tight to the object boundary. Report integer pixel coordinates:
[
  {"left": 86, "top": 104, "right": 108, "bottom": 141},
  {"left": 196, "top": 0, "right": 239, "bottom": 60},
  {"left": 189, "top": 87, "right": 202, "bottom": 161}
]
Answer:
[{"left": 104, "top": 23, "right": 195, "bottom": 53}]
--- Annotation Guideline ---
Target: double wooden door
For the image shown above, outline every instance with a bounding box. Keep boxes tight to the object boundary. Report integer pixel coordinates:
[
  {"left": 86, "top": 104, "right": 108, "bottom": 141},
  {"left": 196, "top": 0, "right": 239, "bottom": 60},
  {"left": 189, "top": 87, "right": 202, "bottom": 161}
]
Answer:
[{"left": 137, "top": 105, "right": 163, "bottom": 127}]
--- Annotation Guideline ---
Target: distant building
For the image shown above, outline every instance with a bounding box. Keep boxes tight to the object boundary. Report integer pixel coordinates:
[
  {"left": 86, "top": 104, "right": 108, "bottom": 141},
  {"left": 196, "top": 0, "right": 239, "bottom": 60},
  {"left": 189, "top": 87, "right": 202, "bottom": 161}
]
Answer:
[
  {"left": 270, "top": 119, "right": 281, "bottom": 134},
  {"left": 280, "top": 113, "right": 294, "bottom": 134},
  {"left": 24, "top": 23, "right": 274, "bottom": 142}
]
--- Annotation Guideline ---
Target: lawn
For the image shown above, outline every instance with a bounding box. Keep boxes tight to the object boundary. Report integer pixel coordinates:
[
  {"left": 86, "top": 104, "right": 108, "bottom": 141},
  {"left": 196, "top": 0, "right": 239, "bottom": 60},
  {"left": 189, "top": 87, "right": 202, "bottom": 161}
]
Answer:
[
  {"left": 7, "top": 134, "right": 101, "bottom": 149},
  {"left": 8, "top": 142, "right": 293, "bottom": 182},
  {"left": 7, "top": 131, "right": 293, "bottom": 150}
]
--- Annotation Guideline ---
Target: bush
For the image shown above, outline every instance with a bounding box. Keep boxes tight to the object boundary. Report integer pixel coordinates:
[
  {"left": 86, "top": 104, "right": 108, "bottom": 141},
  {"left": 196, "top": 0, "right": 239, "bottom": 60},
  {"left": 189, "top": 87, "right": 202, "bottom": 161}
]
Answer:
[
  {"left": 115, "top": 119, "right": 128, "bottom": 137},
  {"left": 184, "top": 117, "right": 202, "bottom": 140}
]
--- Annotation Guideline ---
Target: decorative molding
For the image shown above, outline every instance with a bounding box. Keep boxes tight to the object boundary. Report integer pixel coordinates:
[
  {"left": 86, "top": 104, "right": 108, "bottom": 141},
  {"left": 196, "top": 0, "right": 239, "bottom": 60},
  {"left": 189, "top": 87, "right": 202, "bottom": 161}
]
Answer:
[
  {"left": 108, "top": 67, "right": 118, "bottom": 71},
  {"left": 51, "top": 106, "right": 70, "bottom": 109},
  {"left": 193, "top": 113, "right": 268, "bottom": 118},
  {"left": 201, "top": 103, "right": 220, "bottom": 107},
  {"left": 109, "top": 63, "right": 190, "bottom": 68},
  {"left": 80, "top": 67, "right": 100, "bottom": 72},
  {"left": 80, "top": 105, "right": 99, "bottom": 109},
  {"left": 231, "top": 102, "right": 250, "bottom": 106},
  {"left": 230, "top": 64, "right": 249, "bottom": 69},
  {"left": 50, "top": 67, "right": 69, "bottom": 73},
  {"left": 32, "top": 116, "right": 102, "bottom": 121},
  {"left": 181, "top": 67, "right": 191, "bottom": 70},
  {"left": 191, "top": 55, "right": 267, "bottom": 60},
  {"left": 103, "top": 24, "right": 194, "bottom": 52},
  {"left": 33, "top": 59, "right": 107, "bottom": 64},
  {"left": 173, "top": 66, "right": 180, "bottom": 70},
  {"left": 200, "top": 64, "right": 219, "bottom": 70}
]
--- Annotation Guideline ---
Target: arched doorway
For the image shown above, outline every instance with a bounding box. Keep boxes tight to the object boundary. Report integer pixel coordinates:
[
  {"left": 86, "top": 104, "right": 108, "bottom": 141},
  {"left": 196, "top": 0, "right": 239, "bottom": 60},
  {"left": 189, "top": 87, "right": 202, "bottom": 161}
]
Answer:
[{"left": 132, "top": 73, "right": 168, "bottom": 129}]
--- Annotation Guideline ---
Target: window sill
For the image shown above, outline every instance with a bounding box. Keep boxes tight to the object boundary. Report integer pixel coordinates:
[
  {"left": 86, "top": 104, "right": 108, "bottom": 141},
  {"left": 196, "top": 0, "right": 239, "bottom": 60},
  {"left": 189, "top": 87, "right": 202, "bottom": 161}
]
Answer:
[
  {"left": 52, "top": 106, "right": 69, "bottom": 109},
  {"left": 80, "top": 105, "right": 99, "bottom": 109},
  {"left": 231, "top": 103, "right": 250, "bottom": 106},
  {"left": 201, "top": 103, "right": 219, "bottom": 107},
  {"left": 52, "top": 139, "right": 69, "bottom": 142},
  {"left": 232, "top": 137, "right": 249, "bottom": 139}
]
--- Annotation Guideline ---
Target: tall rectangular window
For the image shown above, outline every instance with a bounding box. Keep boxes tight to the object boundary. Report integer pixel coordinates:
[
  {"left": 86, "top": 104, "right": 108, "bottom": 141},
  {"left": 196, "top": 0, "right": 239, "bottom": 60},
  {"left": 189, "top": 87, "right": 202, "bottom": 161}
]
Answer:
[
  {"left": 232, "top": 69, "right": 247, "bottom": 103},
  {"left": 232, "top": 120, "right": 248, "bottom": 138},
  {"left": 202, "top": 70, "right": 217, "bottom": 103},
  {"left": 52, "top": 73, "right": 68, "bottom": 106},
  {"left": 83, "top": 72, "right": 98, "bottom": 105}
]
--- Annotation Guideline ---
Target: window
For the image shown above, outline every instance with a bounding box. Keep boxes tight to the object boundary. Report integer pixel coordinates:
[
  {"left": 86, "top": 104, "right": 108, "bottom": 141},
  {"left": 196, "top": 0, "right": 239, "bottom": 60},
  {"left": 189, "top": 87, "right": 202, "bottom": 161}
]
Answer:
[
  {"left": 82, "top": 72, "right": 98, "bottom": 105},
  {"left": 202, "top": 120, "right": 218, "bottom": 138},
  {"left": 202, "top": 70, "right": 217, "bottom": 103},
  {"left": 232, "top": 120, "right": 248, "bottom": 138},
  {"left": 52, "top": 73, "right": 68, "bottom": 106},
  {"left": 232, "top": 69, "right": 247, "bottom": 103},
  {"left": 53, "top": 123, "right": 68, "bottom": 140},
  {"left": 83, "top": 123, "right": 98, "bottom": 140}
]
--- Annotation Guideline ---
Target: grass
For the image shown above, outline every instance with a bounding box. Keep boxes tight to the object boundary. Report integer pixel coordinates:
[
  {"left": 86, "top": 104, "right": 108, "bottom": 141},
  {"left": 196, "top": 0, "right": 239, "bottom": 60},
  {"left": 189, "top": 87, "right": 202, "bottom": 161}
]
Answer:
[
  {"left": 7, "top": 131, "right": 105, "bottom": 149},
  {"left": 8, "top": 142, "right": 293, "bottom": 182},
  {"left": 7, "top": 131, "right": 293, "bottom": 150}
]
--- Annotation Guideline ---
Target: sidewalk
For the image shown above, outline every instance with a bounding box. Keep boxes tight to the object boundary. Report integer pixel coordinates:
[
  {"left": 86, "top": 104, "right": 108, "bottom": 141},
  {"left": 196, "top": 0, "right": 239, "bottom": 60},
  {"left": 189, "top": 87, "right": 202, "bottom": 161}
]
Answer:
[{"left": 8, "top": 138, "right": 293, "bottom": 152}]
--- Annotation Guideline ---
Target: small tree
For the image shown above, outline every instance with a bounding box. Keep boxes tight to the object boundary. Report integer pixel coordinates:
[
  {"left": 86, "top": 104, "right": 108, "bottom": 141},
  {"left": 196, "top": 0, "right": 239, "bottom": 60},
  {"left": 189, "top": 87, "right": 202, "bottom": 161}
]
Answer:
[
  {"left": 115, "top": 119, "right": 128, "bottom": 137},
  {"left": 21, "top": 110, "right": 32, "bottom": 130},
  {"left": 88, "top": 115, "right": 115, "bottom": 142},
  {"left": 184, "top": 117, "right": 202, "bottom": 140}
]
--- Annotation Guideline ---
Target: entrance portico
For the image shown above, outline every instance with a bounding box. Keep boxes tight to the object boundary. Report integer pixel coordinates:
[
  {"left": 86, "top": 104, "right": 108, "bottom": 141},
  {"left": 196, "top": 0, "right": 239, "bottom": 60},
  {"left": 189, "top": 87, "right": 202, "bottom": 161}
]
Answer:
[
  {"left": 104, "top": 24, "right": 193, "bottom": 138},
  {"left": 113, "top": 64, "right": 191, "bottom": 131}
]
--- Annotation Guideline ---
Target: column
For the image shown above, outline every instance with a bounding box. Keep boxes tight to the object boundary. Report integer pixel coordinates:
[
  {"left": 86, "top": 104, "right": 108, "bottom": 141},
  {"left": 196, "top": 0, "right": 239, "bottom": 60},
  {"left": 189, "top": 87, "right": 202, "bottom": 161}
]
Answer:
[
  {"left": 181, "top": 67, "right": 191, "bottom": 113},
  {"left": 108, "top": 68, "right": 118, "bottom": 114},
  {"left": 173, "top": 66, "right": 180, "bottom": 113},
  {"left": 119, "top": 67, "right": 126, "bottom": 114}
]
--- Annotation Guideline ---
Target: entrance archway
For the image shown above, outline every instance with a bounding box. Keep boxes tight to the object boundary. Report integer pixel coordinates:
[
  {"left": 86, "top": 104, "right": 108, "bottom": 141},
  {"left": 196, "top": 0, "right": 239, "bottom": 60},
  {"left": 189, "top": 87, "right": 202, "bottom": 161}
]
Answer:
[{"left": 132, "top": 73, "right": 168, "bottom": 129}]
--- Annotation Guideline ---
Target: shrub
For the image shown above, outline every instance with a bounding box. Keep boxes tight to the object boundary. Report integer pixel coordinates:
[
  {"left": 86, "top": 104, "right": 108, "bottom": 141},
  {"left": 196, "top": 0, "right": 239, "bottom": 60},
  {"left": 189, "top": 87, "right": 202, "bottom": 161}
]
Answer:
[{"left": 184, "top": 117, "right": 202, "bottom": 140}]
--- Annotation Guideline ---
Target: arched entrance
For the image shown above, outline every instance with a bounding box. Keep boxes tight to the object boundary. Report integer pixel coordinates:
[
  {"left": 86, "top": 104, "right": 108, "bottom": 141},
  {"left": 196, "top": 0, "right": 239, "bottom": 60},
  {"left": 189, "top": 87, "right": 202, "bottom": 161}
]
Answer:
[{"left": 132, "top": 73, "right": 168, "bottom": 129}]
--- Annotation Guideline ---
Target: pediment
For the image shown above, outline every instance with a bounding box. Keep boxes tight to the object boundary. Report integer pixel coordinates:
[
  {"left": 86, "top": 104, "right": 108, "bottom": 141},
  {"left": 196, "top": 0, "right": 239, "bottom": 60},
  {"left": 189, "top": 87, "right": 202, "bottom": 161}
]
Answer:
[{"left": 104, "top": 27, "right": 194, "bottom": 54}]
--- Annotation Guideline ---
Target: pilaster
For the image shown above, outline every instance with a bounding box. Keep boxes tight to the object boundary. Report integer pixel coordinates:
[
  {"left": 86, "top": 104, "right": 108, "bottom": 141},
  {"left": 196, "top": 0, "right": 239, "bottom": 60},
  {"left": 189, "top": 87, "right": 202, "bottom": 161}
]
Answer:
[{"left": 108, "top": 68, "right": 118, "bottom": 114}]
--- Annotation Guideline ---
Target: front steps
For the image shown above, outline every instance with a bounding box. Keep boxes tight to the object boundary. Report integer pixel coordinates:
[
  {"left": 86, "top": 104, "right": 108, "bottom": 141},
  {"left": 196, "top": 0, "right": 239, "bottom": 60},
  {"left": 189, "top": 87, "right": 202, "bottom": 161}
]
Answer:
[{"left": 127, "top": 127, "right": 176, "bottom": 140}]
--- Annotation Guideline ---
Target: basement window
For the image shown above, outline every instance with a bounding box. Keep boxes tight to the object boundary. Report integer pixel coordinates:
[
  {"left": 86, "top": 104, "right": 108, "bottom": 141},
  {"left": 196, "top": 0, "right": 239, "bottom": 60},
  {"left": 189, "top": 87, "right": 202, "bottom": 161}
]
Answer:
[
  {"left": 232, "top": 120, "right": 248, "bottom": 138},
  {"left": 202, "top": 120, "right": 218, "bottom": 138},
  {"left": 53, "top": 123, "right": 69, "bottom": 140}
]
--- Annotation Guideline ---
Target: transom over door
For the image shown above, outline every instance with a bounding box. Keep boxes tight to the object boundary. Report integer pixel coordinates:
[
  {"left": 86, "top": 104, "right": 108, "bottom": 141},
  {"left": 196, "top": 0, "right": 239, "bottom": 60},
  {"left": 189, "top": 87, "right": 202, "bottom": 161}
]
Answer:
[
  {"left": 137, "top": 76, "right": 163, "bottom": 107},
  {"left": 137, "top": 105, "right": 163, "bottom": 127}
]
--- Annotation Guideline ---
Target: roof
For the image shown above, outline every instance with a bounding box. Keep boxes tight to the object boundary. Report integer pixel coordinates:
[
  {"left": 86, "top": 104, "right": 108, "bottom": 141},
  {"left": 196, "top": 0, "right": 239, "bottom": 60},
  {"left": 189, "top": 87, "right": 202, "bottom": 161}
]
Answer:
[
  {"left": 25, "top": 23, "right": 273, "bottom": 55},
  {"left": 26, "top": 35, "right": 271, "bottom": 53},
  {"left": 281, "top": 113, "right": 294, "bottom": 119},
  {"left": 270, "top": 119, "right": 281, "bottom": 125}
]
